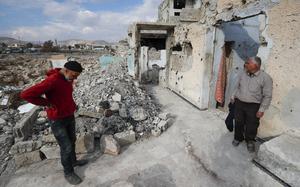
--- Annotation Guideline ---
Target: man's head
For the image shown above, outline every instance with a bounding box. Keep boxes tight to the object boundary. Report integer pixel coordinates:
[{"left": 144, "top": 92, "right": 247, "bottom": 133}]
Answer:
[
  {"left": 62, "top": 61, "right": 83, "bottom": 81},
  {"left": 245, "top": 56, "right": 261, "bottom": 73}
]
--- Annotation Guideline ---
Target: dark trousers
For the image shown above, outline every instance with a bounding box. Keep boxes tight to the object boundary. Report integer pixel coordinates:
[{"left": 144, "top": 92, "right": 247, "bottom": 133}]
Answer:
[
  {"left": 50, "top": 115, "right": 77, "bottom": 175},
  {"left": 234, "top": 99, "right": 260, "bottom": 142}
]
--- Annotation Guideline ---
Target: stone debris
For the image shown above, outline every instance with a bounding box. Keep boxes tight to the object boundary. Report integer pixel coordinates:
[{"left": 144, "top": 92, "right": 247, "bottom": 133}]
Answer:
[
  {"left": 41, "top": 134, "right": 57, "bottom": 143},
  {"left": 100, "top": 135, "right": 121, "bottom": 156},
  {"left": 157, "top": 120, "right": 169, "bottom": 132},
  {"left": 0, "top": 134, "right": 14, "bottom": 174},
  {"left": 130, "top": 107, "right": 148, "bottom": 121},
  {"left": 151, "top": 127, "right": 161, "bottom": 137},
  {"left": 40, "top": 145, "right": 60, "bottom": 159},
  {"left": 0, "top": 118, "right": 7, "bottom": 126},
  {"left": 75, "top": 133, "right": 95, "bottom": 154},
  {"left": 0, "top": 51, "right": 172, "bottom": 175},
  {"left": 14, "top": 150, "right": 42, "bottom": 169},
  {"left": 9, "top": 140, "right": 42, "bottom": 155},
  {"left": 112, "top": 92, "right": 122, "bottom": 102},
  {"left": 158, "top": 113, "right": 171, "bottom": 120},
  {"left": 114, "top": 130, "right": 136, "bottom": 146}
]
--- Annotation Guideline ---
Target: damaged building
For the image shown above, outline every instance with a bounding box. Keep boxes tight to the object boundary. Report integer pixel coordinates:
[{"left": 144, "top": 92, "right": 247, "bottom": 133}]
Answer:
[{"left": 128, "top": 0, "right": 300, "bottom": 185}]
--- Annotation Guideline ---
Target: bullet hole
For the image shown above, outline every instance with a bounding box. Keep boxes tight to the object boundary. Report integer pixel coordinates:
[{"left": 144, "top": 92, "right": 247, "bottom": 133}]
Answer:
[
  {"left": 201, "top": 58, "right": 203, "bottom": 61},
  {"left": 172, "top": 44, "right": 182, "bottom": 51},
  {"left": 290, "top": 47, "right": 293, "bottom": 49},
  {"left": 176, "top": 82, "right": 178, "bottom": 85},
  {"left": 241, "top": 0, "right": 247, "bottom": 4},
  {"left": 181, "top": 76, "right": 183, "bottom": 79},
  {"left": 176, "top": 71, "right": 178, "bottom": 75},
  {"left": 290, "top": 109, "right": 293, "bottom": 112},
  {"left": 235, "top": 67, "right": 239, "bottom": 70}
]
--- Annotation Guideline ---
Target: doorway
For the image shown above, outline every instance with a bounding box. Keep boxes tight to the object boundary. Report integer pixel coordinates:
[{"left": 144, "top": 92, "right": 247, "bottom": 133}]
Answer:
[{"left": 210, "top": 15, "right": 262, "bottom": 110}]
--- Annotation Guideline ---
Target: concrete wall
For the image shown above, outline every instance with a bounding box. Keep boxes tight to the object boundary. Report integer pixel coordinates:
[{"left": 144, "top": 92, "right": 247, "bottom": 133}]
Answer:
[
  {"left": 168, "top": 24, "right": 210, "bottom": 109},
  {"left": 257, "top": 0, "right": 300, "bottom": 137}
]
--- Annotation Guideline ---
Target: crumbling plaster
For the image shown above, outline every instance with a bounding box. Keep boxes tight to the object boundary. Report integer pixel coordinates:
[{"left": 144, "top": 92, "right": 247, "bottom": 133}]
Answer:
[
  {"left": 166, "top": 0, "right": 300, "bottom": 137},
  {"left": 168, "top": 23, "right": 211, "bottom": 109},
  {"left": 257, "top": 0, "right": 300, "bottom": 137}
]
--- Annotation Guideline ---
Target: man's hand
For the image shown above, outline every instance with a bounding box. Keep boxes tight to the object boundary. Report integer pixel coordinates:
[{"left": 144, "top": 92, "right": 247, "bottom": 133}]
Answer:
[
  {"left": 230, "top": 96, "right": 235, "bottom": 104},
  {"left": 256, "top": 112, "right": 264, "bottom": 118}
]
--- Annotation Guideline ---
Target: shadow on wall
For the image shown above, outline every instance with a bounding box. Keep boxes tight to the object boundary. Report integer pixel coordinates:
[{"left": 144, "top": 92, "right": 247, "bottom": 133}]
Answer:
[{"left": 220, "top": 21, "right": 260, "bottom": 61}]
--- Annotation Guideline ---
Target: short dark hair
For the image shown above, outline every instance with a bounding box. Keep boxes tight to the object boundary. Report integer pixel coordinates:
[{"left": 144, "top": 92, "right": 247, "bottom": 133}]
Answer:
[
  {"left": 248, "top": 56, "right": 261, "bottom": 67},
  {"left": 254, "top": 56, "right": 261, "bottom": 67}
]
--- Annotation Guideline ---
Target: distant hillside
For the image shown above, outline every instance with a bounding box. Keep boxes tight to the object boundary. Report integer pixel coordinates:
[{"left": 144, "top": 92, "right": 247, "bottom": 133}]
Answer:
[
  {"left": 0, "top": 37, "right": 111, "bottom": 46},
  {"left": 0, "top": 37, "right": 26, "bottom": 45},
  {"left": 58, "top": 39, "right": 111, "bottom": 46}
]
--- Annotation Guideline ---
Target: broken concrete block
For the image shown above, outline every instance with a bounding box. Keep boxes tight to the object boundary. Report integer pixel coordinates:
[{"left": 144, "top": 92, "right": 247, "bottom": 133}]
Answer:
[
  {"left": 130, "top": 107, "right": 147, "bottom": 121},
  {"left": 14, "top": 106, "right": 39, "bottom": 141},
  {"left": 93, "top": 124, "right": 105, "bottom": 138},
  {"left": 42, "top": 134, "right": 57, "bottom": 143},
  {"left": 151, "top": 127, "right": 161, "bottom": 137},
  {"left": 256, "top": 132, "right": 300, "bottom": 187},
  {"left": 36, "top": 117, "right": 47, "bottom": 125},
  {"left": 0, "top": 118, "right": 7, "bottom": 126},
  {"left": 9, "top": 140, "right": 42, "bottom": 155},
  {"left": 77, "top": 109, "right": 103, "bottom": 119},
  {"left": 114, "top": 130, "right": 136, "bottom": 146},
  {"left": 110, "top": 102, "right": 120, "bottom": 111},
  {"left": 100, "top": 135, "right": 120, "bottom": 156},
  {"left": 158, "top": 113, "right": 170, "bottom": 120},
  {"left": 14, "top": 150, "right": 42, "bottom": 168},
  {"left": 112, "top": 92, "right": 122, "bottom": 102},
  {"left": 119, "top": 104, "right": 128, "bottom": 118},
  {"left": 75, "top": 133, "right": 95, "bottom": 154},
  {"left": 40, "top": 145, "right": 60, "bottom": 159},
  {"left": 157, "top": 120, "right": 169, "bottom": 131},
  {"left": 152, "top": 117, "right": 160, "bottom": 124}
]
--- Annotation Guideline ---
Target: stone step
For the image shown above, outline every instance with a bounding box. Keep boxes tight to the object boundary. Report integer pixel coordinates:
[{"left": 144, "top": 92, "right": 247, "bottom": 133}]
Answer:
[{"left": 256, "top": 131, "right": 300, "bottom": 187}]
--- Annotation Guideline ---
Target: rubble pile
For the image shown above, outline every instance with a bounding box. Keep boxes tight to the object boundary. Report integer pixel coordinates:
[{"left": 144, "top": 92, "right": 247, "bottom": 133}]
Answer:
[
  {"left": 0, "top": 54, "right": 49, "bottom": 86},
  {"left": 73, "top": 57, "right": 172, "bottom": 139},
  {"left": 0, "top": 50, "right": 172, "bottom": 175}
]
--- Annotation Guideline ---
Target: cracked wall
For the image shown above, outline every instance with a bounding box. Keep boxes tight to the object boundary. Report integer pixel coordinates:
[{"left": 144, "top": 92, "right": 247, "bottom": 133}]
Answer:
[
  {"left": 143, "top": 0, "right": 300, "bottom": 137},
  {"left": 257, "top": 0, "right": 300, "bottom": 137}
]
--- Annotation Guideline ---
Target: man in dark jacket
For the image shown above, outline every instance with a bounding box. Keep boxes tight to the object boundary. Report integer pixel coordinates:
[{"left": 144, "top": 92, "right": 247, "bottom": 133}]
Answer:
[{"left": 21, "top": 61, "right": 87, "bottom": 185}]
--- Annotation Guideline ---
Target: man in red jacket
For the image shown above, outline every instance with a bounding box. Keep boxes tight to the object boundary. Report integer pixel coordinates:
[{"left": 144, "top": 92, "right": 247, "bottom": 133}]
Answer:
[{"left": 21, "top": 61, "right": 87, "bottom": 185}]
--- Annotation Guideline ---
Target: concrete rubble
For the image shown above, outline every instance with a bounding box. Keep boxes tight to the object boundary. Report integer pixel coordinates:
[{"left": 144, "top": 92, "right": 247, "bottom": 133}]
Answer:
[
  {"left": 256, "top": 130, "right": 300, "bottom": 186},
  {"left": 0, "top": 48, "right": 174, "bottom": 177},
  {"left": 100, "top": 135, "right": 121, "bottom": 156}
]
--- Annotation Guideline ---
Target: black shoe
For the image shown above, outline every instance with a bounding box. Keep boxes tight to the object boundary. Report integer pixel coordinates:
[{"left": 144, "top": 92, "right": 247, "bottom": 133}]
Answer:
[
  {"left": 73, "top": 159, "right": 88, "bottom": 167},
  {"left": 64, "top": 172, "right": 82, "bottom": 185},
  {"left": 247, "top": 141, "right": 255, "bottom": 153},
  {"left": 232, "top": 140, "right": 241, "bottom": 147}
]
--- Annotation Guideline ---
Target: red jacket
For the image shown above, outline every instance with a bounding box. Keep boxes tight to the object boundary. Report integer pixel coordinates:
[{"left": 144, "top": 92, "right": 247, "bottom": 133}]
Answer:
[{"left": 20, "top": 68, "right": 76, "bottom": 120}]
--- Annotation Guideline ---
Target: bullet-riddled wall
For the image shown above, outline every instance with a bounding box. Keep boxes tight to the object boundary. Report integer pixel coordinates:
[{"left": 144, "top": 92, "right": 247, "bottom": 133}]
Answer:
[{"left": 257, "top": 0, "right": 300, "bottom": 137}]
